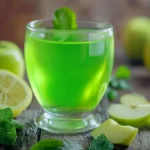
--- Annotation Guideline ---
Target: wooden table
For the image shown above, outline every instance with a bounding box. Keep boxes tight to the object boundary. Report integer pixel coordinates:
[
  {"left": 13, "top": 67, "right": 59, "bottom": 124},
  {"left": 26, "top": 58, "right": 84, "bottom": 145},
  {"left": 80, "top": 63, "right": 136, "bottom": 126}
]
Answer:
[{"left": 1, "top": 60, "right": 150, "bottom": 150}]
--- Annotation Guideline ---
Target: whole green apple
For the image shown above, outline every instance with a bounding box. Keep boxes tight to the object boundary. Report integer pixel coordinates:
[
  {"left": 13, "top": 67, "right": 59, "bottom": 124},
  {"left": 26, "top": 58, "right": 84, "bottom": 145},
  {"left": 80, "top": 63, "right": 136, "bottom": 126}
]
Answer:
[
  {"left": 0, "top": 41, "right": 24, "bottom": 77},
  {"left": 123, "top": 17, "right": 150, "bottom": 63}
]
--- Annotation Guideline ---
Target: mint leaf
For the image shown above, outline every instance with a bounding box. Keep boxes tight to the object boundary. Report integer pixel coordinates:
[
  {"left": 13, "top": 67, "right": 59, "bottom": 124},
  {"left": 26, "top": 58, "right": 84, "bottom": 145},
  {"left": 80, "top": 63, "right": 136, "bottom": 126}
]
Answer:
[
  {"left": 0, "top": 108, "right": 12, "bottom": 123},
  {"left": 12, "top": 119, "right": 23, "bottom": 130},
  {"left": 52, "top": 7, "right": 77, "bottom": 30},
  {"left": 30, "top": 139, "right": 64, "bottom": 150},
  {"left": 89, "top": 134, "right": 114, "bottom": 150},
  {"left": 107, "top": 89, "right": 118, "bottom": 101},
  {"left": 115, "top": 66, "right": 131, "bottom": 80},
  {"left": 0, "top": 122, "right": 17, "bottom": 146}
]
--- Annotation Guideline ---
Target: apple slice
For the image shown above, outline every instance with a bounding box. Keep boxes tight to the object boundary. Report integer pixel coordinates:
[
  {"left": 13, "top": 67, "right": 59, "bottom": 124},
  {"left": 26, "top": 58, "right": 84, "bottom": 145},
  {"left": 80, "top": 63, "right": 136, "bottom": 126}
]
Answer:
[
  {"left": 91, "top": 118, "right": 138, "bottom": 146},
  {"left": 120, "top": 93, "right": 149, "bottom": 106},
  {"left": 108, "top": 104, "right": 150, "bottom": 128}
]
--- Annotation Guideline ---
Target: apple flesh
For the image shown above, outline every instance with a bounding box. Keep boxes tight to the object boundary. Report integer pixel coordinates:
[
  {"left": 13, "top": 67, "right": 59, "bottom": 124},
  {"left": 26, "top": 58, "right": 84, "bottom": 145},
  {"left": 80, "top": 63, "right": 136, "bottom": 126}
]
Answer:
[
  {"left": 108, "top": 104, "right": 150, "bottom": 128},
  {"left": 0, "top": 41, "right": 24, "bottom": 77},
  {"left": 91, "top": 118, "right": 138, "bottom": 146},
  {"left": 120, "top": 93, "right": 149, "bottom": 106}
]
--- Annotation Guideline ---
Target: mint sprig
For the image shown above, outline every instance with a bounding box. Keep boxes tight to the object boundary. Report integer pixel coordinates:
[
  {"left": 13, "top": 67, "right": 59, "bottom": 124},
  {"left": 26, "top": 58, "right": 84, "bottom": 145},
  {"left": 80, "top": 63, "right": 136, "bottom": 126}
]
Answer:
[
  {"left": 0, "top": 108, "right": 23, "bottom": 146},
  {"left": 52, "top": 7, "right": 77, "bottom": 30},
  {"left": 0, "top": 122, "right": 16, "bottom": 146},
  {"left": 0, "top": 108, "right": 12, "bottom": 122},
  {"left": 107, "top": 66, "right": 132, "bottom": 101},
  {"left": 89, "top": 134, "right": 114, "bottom": 150}
]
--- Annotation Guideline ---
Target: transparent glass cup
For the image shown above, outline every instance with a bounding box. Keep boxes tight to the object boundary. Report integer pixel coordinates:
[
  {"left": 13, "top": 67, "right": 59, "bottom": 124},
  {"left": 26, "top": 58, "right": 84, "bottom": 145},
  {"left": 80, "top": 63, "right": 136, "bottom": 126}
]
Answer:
[{"left": 25, "top": 20, "right": 114, "bottom": 133}]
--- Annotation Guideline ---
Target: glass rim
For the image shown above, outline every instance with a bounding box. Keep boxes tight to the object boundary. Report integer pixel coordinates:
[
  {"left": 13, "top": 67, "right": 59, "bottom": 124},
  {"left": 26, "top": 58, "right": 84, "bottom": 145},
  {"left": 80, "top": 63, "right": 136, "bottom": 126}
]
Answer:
[{"left": 26, "top": 19, "right": 113, "bottom": 33}]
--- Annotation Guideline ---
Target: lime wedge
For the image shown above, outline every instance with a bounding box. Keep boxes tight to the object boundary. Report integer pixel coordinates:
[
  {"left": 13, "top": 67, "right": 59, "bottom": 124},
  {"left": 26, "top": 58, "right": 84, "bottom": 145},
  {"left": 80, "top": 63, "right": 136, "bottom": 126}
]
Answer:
[{"left": 0, "top": 70, "right": 32, "bottom": 117}]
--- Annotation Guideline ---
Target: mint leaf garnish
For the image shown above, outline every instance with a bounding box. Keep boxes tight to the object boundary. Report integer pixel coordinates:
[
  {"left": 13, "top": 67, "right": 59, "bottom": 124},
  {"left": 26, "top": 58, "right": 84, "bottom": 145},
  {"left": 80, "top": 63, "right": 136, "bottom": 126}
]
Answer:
[
  {"left": 89, "top": 134, "right": 114, "bottom": 150},
  {"left": 115, "top": 66, "right": 131, "bottom": 80},
  {"left": 52, "top": 7, "right": 77, "bottom": 30},
  {"left": 107, "top": 89, "right": 118, "bottom": 101}
]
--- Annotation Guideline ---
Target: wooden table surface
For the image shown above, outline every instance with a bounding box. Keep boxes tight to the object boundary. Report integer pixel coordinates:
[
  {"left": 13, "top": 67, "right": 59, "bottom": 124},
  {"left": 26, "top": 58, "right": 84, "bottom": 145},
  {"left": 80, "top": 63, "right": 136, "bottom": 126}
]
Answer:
[{"left": 1, "top": 55, "right": 150, "bottom": 150}]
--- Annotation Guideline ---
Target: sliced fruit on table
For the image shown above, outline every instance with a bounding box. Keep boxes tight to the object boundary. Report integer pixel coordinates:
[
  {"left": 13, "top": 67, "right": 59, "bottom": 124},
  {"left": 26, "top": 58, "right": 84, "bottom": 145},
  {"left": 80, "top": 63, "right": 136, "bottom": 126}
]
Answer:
[
  {"left": 120, "top": 93, "right": 149, "bottom": 106},
  {"left": 0, "top": 41, "right": 25, "bottom": 77},
  {"left": 0, "top": 70, "right": 32, "bottom": 117},
  {"left": 91, "top": 118, "right": 138, "bottom": 146},
  {"left": 108, "top": 104, "right": 150, "bottom": 128}
]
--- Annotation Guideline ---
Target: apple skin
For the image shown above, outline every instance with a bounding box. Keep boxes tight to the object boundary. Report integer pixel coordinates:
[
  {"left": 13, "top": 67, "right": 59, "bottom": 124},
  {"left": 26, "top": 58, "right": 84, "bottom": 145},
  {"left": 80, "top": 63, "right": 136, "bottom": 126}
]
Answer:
[
  {"left": 0, "top": 41, "right": 24, "bottom": 77},
  {"left": 109, "top": 114, "right": 150, "bottom": 128},
  {"left": 144, "top": 43, "right": 150, "bottom": 71},
  {"left": 91, "top": 118, "right": 138, "bottom": 146},
  {"left": 123, "top": 17, "right": 150, "bottom": 63},
  {"left": 108, "top": 104, "right": 150, "bottom": 128}
]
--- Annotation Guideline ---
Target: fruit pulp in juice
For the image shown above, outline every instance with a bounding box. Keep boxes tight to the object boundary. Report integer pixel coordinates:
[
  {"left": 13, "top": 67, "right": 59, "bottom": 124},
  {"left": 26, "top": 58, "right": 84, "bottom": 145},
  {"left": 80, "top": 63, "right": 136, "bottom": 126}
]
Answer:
[{"left": 25, "top": 32, "right": 114, "bottom": 113}]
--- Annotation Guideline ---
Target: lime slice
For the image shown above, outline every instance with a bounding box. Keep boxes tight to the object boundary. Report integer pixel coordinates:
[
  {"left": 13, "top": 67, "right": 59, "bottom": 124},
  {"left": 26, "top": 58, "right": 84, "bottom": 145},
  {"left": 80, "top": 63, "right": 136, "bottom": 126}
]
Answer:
[
  {"left": 0, "top": 70, "right": 32, "bottom": 117},
  {"left": 52, "top": 7, "right": 77, "bottom": 30}
]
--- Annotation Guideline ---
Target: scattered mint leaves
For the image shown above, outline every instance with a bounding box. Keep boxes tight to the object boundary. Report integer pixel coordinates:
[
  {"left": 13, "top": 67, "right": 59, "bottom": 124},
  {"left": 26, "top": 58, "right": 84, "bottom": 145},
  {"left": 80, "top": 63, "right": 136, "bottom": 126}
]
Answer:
[
  {"left": 0, "top": 122, "right": 16, "bottom": 146},
  {"left": 52, "top": 7, "right": 77, "bottom": 30},
  {"left": 115, "top": 66, "right": 131, "bottom": 80},
  {"left": 107, "top": 66, "right": 132, "bottom": 101},
  {"left": 89, "top": 134, "right": 114, "bottom": 150},
  {"left": 107, "top": 89, "right": 118, "bottom": 101},
  {"left": 0, "top": 107, "right": 12, "bottom": 122},
  {"left": 30, "top": 139, "right": 64, "bottom": 150},
  {"left": 0, "top": 108, "right": 23, "bottom": 146}
]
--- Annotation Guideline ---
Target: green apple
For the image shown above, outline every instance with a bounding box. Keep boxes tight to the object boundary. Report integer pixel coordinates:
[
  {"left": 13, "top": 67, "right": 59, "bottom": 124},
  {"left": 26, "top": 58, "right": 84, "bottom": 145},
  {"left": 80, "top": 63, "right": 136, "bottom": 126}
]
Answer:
[
  {"left": 0, "top": 41, "right": 24, "bottom": 77},
  {"left": 123, "top": 17, "right": 150, "bottom": 62},
  {"left": 108, "top": 104, "right": 150, "bottom": 128},
  {"left": 120, "top": 93, "right": 149, "bottom": 106},
  {"left": 91, "top": 118, "right": 138, "bottom": 146}
]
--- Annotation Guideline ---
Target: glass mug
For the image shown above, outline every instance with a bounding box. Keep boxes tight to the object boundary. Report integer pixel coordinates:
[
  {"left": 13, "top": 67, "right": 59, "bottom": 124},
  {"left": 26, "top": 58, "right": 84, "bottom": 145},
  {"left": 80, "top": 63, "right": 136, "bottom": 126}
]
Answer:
[{"left": 25, "top": 20, "right": 114, "bottom": 133}]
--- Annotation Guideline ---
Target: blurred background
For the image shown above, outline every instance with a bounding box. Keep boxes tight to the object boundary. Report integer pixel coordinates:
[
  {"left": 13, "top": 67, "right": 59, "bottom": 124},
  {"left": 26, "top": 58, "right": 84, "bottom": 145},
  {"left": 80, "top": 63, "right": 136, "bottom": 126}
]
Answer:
[{"left": 0, "top": 0, "right": 150, "bottom": 48}]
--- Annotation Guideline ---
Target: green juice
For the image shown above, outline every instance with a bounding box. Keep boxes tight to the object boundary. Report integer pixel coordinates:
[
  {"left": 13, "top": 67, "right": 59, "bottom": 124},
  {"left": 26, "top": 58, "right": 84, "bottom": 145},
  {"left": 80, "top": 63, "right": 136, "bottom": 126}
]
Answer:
[{"left": 25, "top": 32, "right": 114, "bottom": 114}]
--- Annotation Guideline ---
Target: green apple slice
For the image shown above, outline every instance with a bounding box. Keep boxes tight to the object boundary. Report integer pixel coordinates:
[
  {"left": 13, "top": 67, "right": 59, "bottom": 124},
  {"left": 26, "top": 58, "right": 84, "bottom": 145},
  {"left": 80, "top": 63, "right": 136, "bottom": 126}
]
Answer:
[
  {"left": 91, "top": 118, "right": 138, "bottom": 146},
  {"left": 108, "top": 104, "right": 150, "bottom": 128},
  {"left": 120, "top": 93, "right": 149, "bottom": 106}
]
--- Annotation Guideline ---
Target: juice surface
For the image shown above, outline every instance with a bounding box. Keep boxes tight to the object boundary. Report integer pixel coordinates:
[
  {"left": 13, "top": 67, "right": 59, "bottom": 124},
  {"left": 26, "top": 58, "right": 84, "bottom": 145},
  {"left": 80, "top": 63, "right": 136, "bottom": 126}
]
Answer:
[{"left": 25, "top": 32, "right": 114, "bottom": 113}]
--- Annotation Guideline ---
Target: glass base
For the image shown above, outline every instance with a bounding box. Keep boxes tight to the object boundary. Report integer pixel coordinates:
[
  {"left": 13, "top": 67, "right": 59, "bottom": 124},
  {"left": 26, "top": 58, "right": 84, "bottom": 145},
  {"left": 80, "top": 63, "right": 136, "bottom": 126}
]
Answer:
[{"left": 34, "top": 111, "right": 101, "bottom": 134}]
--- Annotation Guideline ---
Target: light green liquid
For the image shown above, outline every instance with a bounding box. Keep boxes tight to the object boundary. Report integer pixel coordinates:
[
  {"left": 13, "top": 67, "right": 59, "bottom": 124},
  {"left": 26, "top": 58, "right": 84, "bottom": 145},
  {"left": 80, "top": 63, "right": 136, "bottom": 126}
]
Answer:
[{"left": 25, "top": 32, "right": 114, "bottom": 113}]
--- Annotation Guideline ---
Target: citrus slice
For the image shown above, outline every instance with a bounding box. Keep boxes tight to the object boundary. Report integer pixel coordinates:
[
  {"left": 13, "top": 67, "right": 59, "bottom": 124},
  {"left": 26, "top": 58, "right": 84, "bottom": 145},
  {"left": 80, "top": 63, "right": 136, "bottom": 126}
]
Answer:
[{"left": 0, "top": 70, "right": 32, "bottom": 117}]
